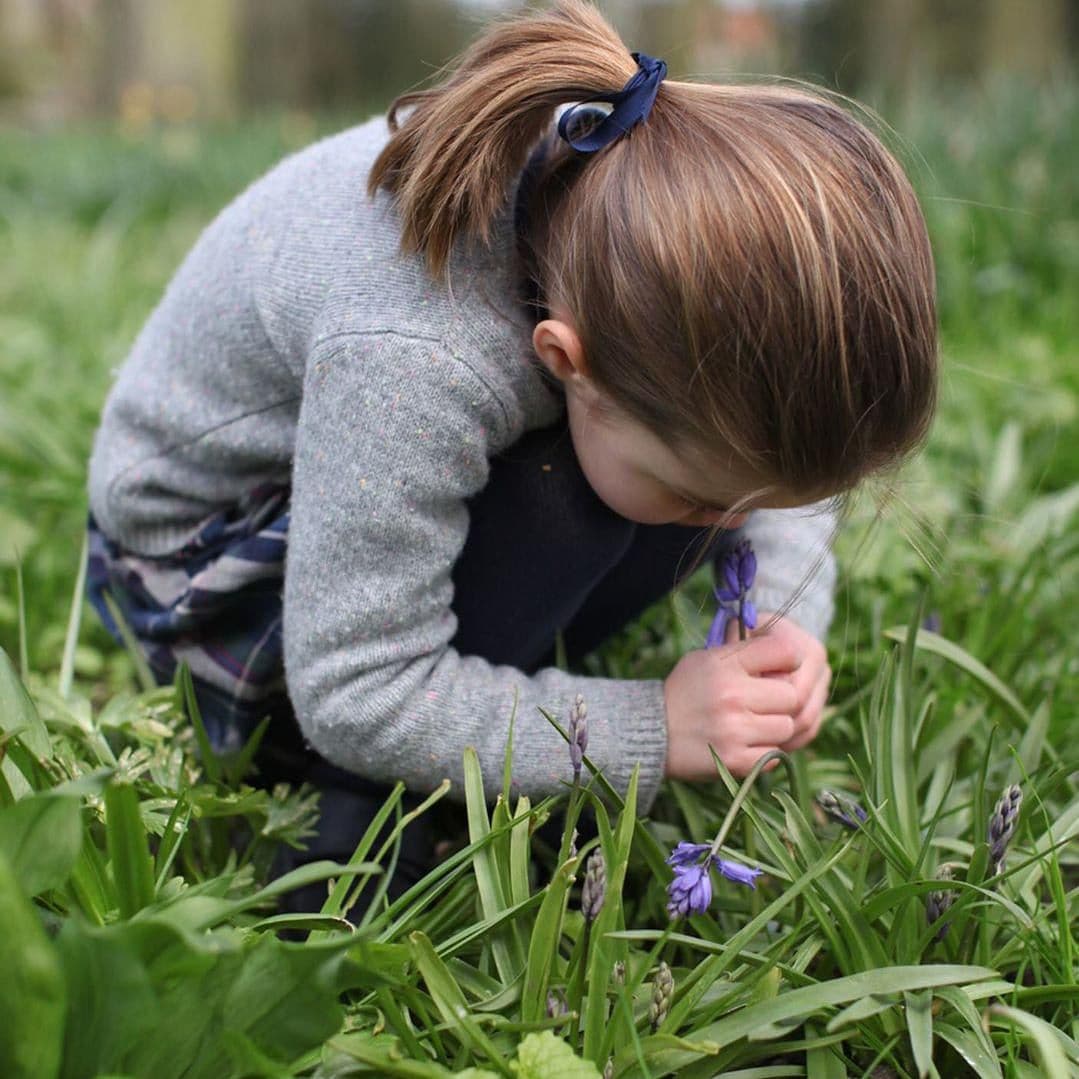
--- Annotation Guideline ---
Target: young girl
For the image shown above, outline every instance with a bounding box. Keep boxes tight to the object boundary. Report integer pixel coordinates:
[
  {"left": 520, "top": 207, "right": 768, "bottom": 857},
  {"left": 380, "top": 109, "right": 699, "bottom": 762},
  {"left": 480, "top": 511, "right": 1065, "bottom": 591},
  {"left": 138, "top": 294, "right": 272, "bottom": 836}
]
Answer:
[{"left": 86, "top": 1, "right": 937, "bottom": 903}]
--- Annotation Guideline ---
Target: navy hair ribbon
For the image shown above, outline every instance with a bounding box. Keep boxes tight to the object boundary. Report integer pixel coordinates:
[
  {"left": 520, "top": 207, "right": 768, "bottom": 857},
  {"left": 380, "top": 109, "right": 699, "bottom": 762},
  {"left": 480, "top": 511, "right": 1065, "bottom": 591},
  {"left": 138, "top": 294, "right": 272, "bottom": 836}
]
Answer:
[{"left": 557, "top": 52, "right": 667, "bottom": 153}]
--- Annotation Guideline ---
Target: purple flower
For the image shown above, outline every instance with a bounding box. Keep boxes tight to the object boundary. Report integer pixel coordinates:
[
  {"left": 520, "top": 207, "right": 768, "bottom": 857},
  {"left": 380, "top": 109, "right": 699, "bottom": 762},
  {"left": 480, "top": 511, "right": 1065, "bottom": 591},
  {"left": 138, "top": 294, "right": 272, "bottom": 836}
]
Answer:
[
  {"left": 715, "top": 859, "right": 764, "bottom": 889},
  {"left": 666, "top": 862, "right": 712, "bottom": 918},
  {"left": 705, "top": 607, "right": 732, "bottom": 649},
  {"left": 666, "top": 841, "right": 712, "bottom": 868},
  {"left": 708, "top": 539, "right": 758, "bottom": 645},
  {"left": 665, "top": 841, "right": 763, "bottom": 918}
]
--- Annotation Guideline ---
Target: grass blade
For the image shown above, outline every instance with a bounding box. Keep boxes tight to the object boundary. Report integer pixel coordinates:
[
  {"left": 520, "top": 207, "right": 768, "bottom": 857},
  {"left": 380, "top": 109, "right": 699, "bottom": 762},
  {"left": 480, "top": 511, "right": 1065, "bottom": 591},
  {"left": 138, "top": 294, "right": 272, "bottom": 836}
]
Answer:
[
  {"left": 882, "top": 627, "right": 1030, "bottom": 729},
  {"left": 103, "top": 780, "right": 155, "bottom": 919},
  {"left": 463, "top": 747, "right": 526, "bottom": 981},
  {"left": 986, "top": 1005, "right": 1071, "bottom": 1077},
  {"left": 409, "top": 930, "right": 514, "bottom": 1077},
  {"left": 57, "top": 531, "right": 88, "bottom": 700}
]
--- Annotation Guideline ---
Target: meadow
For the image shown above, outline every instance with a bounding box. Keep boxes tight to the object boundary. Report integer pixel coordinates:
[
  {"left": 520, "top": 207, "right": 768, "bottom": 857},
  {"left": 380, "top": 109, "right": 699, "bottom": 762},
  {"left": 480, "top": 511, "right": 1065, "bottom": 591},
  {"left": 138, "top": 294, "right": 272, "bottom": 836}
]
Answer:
[{"left": 0, "top": 76, "right": 1077, "bottom": 1077}]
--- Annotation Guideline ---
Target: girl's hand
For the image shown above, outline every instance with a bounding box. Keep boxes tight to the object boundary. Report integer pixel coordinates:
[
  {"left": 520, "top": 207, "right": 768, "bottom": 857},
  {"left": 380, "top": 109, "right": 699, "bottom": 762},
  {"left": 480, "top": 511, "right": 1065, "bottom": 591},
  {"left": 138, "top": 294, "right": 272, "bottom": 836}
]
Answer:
[
  {"left": 663, "top": 635, "right": 805, "bottom": 781},
  {"left": 730, "top": 612, "right": 830, "bottom": 752}
]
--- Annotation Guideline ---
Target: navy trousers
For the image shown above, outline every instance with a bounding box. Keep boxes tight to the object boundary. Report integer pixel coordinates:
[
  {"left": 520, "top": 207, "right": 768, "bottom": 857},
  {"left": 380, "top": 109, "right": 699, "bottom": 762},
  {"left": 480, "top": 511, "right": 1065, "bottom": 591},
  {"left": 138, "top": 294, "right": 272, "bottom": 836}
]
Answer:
[{"left": 266, "top": 418, "right": 725, "bottom": 913}]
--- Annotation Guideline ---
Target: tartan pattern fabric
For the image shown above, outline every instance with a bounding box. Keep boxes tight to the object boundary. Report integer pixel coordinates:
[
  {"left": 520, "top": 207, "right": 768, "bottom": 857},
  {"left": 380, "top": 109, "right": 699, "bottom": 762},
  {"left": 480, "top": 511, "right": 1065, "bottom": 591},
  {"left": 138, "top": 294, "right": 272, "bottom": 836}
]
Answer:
[{"left": 87, "top": 484, "right": 292, "bottom": 753}]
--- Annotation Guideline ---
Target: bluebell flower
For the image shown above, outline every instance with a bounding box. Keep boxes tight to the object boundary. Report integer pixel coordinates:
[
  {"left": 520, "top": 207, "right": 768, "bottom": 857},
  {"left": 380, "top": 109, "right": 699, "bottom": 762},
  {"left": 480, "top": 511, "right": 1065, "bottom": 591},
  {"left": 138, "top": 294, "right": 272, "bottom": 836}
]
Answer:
[
  {"left": 666, "top": 862, "right": 712, "bottom": 918},
  {"left": 708, "top": 539, "right": 758, "bottom": 645},
  {"left": 715, "top": 858, "right": 764, "bottom": 889},
  {"left": 665, "top": 840, "right": 763, "bottom": 918},
  {"left": 665, "top": 841, "right": 712, "bottom": 867}
]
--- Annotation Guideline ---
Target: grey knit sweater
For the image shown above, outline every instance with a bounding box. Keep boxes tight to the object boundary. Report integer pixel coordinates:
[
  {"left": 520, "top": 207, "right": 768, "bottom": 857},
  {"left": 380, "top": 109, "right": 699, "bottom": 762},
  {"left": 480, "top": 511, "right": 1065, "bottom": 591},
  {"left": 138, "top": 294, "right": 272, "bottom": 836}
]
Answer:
[{"left": 88, "top": 116, "right": 836, "bottom": 814}]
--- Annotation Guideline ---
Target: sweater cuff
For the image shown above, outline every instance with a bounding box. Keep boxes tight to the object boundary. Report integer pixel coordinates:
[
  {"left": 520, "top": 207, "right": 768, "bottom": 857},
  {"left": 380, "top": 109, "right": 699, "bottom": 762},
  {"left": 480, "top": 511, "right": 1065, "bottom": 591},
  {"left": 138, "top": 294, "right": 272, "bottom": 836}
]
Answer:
[{"left": 585, "top": 677, "right": 668, "bottom": 817}]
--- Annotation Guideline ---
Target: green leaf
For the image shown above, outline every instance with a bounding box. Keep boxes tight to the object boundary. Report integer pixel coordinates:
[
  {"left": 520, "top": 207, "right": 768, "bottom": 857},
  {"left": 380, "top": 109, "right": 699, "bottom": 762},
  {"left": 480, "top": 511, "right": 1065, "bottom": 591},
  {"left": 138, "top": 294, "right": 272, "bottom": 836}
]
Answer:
[
  {"left": 806, "top": 1025, "right": 846, "bottom": 1079},
  {"left": 222, "top": 935, "right": 349, "bottom": 1060},
  {"left": 0, "top": 646, "right": 52, "bottom": 796},
  {"left": 58, "top": 915, "right": 355, "bottom": 1079},
  {"left": 508, "top": 793, "right": 532, "bottom": 910},
  {"left": 583, "top": 766, "right": 638, "bottom": 1062},
  {"left": 986, "top": 1005, "right": 1071, "bottom": 1077},
  {"left": 934, "top": 986, "right": 1001, "bottom": 1075},
  {"left": 463, "top": 747, "right": 526, "bottom": 982},
  {"left": 826, "top": 993, "right": 898, "bottom": 1032},
  {"left": 616, "top": 966, "right": 998, "bottom": 1076},
  {"left": 100, "top": 590, "right": 156, "bottom": 692},
  {"left": 934, "top": 1022, "right": 1003, "bottom": 1079},
  {"left": 175, "top": 662, "right": 222, "bottom": 784},
  {"left": 521, "top": 853, "right": 580, "bottom": 1024},
  {"left": 56, "top": 917, "right": 156, "bottom": 1079},
  {"left": 0, "top": 849, "right": 65, "bottom": 1079},
  {"left": 104, "top": 780, "right": 156, "bottom": 918},
  {"left": 58, "top": 532, "right": 88, "bottom": 701},
  {"left": 881, "top": 628, "right": 1030, "bottom": 728},
  {"left": 408, "top": 930, "right": 514, "bottom": 1077},
  {"left": 0, "top": 793, "right": 82, "bottom": 895},
  {"left": 904, "top": 989, "right": 934, "bottom": 1078},
  {"left": 514, "top": 1031, "right": 603, "bottom": 1079},
  {"left": 327, "top": 1030, "right": 470, "bottom": 1076}
]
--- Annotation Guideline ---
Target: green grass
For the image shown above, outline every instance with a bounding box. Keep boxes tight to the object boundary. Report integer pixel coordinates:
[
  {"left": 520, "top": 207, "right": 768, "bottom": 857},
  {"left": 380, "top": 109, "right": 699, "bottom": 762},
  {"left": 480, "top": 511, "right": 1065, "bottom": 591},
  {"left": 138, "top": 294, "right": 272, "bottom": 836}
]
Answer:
[{"left": 1, "top": 82, "right": 1077, "bottom": 1077}]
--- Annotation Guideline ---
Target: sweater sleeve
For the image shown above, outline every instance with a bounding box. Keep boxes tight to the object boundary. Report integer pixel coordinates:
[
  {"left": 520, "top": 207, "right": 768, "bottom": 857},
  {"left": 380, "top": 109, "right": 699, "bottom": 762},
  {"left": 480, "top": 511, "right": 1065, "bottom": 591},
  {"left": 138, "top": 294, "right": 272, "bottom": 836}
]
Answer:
[
  {"left": 283, "top": 331, "right": 668, "bottom": 814},
  {"left": 739, "top": 501, "right": 839, "bottom": 642}
]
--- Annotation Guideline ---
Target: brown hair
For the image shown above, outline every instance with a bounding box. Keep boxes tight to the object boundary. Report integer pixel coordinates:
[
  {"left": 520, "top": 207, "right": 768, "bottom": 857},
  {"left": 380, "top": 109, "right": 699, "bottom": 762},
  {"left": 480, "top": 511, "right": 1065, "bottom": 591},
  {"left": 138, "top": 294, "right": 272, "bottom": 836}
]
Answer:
[{"left": 368, "top": 0, "right": 938, "bottom": 498}]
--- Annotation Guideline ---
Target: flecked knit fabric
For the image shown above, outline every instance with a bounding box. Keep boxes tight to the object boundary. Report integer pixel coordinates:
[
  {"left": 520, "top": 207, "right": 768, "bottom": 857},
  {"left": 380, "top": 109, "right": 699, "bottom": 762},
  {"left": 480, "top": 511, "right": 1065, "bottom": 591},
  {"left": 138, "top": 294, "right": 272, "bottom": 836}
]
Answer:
[{"left": 88, "top": 116, "right": 837, "bottom": 815}]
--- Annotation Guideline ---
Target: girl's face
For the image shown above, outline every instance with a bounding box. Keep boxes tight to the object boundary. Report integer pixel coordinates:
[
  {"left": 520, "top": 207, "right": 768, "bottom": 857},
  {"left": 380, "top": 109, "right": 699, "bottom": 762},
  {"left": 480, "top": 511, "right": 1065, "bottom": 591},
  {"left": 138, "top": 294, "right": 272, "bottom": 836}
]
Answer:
[
  {"left": 563, "top": 386, "right": 805, "bottom": 528},
  {"left": 533, "top": 306, "right": 814, "bottom": 528}
]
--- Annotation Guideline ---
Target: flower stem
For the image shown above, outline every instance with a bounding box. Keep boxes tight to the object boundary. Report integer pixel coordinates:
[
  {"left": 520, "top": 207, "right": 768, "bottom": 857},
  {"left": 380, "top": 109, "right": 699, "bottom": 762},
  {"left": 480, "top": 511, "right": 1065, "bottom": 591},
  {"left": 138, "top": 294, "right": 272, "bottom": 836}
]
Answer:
[{"left": 708, "top": 750, "right": 797, "bottom": 861}]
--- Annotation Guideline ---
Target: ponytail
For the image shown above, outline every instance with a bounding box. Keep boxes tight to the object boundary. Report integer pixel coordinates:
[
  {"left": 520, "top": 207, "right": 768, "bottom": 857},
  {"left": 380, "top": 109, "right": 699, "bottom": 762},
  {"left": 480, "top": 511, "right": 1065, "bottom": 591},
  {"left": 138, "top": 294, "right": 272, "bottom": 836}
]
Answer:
[
  {"left": 367, "top": 0, "right": 634, "bottom": 277},
  {"left": 369, "top": 2, "right": 939, "bottom": 502}
]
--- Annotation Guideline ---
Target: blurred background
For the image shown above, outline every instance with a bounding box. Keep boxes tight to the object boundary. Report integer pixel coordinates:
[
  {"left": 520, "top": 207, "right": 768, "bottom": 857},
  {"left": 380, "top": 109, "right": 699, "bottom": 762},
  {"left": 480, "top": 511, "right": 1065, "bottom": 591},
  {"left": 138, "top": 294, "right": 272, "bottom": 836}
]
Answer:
[
  {"left": 1, "top": 0, "right": 1077, "bottom": 124},
  {"left": 1, "top": 1, "right": 1077, "bottom": 703}
]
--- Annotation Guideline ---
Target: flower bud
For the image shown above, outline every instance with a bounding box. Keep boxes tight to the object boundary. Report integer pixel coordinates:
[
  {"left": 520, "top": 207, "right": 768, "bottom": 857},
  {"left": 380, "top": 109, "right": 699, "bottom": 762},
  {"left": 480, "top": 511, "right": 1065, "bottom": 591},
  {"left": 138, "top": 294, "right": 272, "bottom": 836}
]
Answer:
[
  {"left": 581, "top": 848, "right": 606, "bottom": 922},
  {"left": 568, "top": 694, "right": 588, "bottom": 784},
  {"left": 988, "top": 784, "right": 1022, "bottom": 875},
  {"left": 925, "top": 862, "right": 959, "bottom": 940},
  {"left": 816, "top": 788, "right": 868, "bottom": 830},
  {"left": 649, "top": 961, "right": 674, "bottom": 1032}
]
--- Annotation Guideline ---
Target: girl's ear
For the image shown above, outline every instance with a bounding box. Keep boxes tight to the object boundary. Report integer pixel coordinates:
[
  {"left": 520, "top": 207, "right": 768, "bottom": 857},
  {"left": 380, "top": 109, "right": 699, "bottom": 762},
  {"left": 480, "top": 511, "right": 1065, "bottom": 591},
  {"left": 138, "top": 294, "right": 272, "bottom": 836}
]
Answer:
[{"left": 532, "top": 316, "right": 588, "bottom": 385}]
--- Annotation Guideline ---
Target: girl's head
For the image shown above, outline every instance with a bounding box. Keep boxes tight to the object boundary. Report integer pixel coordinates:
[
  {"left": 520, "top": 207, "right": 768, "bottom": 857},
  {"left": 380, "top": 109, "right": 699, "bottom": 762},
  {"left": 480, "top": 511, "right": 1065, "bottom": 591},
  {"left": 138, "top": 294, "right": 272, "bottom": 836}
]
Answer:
[{"left": 369, "top": 0, "right": 938, "bottom": 521}]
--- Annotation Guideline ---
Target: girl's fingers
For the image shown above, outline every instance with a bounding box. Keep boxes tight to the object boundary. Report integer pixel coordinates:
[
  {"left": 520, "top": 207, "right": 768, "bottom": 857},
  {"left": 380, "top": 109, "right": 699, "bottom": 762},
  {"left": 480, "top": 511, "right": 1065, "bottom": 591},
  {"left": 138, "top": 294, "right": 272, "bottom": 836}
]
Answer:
[
  {"left": 737, "top": 634, "right": 804, "bottom": 676},
  {"left": 747, "top": 714, "right": 797, "bottom": 747},
  {"left": 783, "top": 670, "right": 830, "bottom": 749},
  {"left": 740, "top": 677, "right": 800, "bottom": 716}
]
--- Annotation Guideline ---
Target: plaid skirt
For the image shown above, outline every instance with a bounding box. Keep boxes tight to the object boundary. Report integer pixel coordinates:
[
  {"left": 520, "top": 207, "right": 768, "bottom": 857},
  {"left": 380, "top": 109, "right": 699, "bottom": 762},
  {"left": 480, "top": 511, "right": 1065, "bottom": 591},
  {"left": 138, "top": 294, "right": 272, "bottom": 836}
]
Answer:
[{"left": 87, "top": 484, "right": 292, "bottom": 754}]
